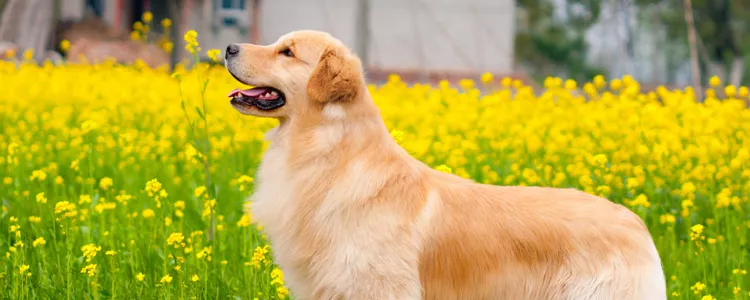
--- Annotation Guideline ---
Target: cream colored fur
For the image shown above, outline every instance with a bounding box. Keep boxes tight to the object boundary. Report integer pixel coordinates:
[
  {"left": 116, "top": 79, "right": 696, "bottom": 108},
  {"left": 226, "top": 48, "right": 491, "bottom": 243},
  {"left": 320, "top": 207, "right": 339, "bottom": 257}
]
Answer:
[{"left": 224, "top": 30, "right": 667, "bottom": 300}]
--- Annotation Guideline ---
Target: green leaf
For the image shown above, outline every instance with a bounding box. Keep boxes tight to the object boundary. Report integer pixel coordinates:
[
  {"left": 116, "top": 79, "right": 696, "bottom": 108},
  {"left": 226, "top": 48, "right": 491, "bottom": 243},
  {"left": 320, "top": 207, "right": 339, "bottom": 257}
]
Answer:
[{"left": 195, "top": 106, "right": 205, "bottom": 120}]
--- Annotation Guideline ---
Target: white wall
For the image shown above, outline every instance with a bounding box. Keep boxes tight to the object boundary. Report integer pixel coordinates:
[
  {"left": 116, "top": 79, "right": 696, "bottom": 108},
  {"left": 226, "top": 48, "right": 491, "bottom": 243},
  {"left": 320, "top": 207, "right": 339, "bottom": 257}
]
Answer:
[{"left": 201, "top": 0, "right": 515, "bottom": 74}]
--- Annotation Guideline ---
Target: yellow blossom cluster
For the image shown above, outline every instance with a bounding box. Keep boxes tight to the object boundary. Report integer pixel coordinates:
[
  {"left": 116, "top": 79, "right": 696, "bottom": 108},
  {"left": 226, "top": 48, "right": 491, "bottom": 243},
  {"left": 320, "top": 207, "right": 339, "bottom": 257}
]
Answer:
[{"left": 0, "top": 26, "right": 749, "bottom": 298}]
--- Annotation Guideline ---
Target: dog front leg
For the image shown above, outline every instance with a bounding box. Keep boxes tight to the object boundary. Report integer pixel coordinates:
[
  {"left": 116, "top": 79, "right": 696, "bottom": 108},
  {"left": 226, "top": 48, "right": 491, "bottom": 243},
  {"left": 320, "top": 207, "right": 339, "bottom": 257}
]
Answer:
[{"left": 309, "top": 234, "right": 423, "bottom": 300}]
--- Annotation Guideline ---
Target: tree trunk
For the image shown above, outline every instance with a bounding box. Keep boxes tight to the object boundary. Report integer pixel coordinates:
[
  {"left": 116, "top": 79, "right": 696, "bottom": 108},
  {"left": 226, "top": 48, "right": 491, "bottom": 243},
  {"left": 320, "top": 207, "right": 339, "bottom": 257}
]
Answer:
[
  {"left": 729, "top": 57, "right": 744, "bottom": 87},
  {"left": 0, "top": 0, "right": 25, "bottom": 41},
  {"left": 0, "top": 0, "right": 55, "bottom": 60},
  {"left": 684, "top": 0, "right": 703, "bottom": 101},
  {"left": 355, "top": 0, "right": 370, "bottom": 72}
]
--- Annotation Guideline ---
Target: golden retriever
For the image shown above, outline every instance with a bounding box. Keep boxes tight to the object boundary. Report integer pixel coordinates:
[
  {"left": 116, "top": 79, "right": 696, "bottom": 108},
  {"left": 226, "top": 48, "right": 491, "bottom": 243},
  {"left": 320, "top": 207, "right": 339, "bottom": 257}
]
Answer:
[{"left": 224, "top": 30, "right": 667, "bottom": 300}]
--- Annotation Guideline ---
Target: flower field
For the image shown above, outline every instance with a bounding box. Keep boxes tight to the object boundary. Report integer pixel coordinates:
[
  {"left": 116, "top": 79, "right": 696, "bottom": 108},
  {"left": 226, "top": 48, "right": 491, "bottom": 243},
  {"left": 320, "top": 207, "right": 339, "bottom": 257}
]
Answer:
[{"left": 1, "top": 48, "right": 750, "bottom": 299}]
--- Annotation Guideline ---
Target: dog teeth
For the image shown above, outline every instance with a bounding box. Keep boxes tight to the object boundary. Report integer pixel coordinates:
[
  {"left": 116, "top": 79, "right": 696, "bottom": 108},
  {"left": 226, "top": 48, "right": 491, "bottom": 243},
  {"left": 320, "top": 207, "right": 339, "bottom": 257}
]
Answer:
[{"left": 270, "top": 91, "right": 278, "bottom": 96}]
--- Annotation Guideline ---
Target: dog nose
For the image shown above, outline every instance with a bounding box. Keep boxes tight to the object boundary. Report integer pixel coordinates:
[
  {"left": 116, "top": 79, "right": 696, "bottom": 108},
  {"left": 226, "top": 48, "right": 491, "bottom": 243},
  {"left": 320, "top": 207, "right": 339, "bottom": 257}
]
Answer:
[{"left": 226, "top": 44, "right": 240, "bottom": 58}]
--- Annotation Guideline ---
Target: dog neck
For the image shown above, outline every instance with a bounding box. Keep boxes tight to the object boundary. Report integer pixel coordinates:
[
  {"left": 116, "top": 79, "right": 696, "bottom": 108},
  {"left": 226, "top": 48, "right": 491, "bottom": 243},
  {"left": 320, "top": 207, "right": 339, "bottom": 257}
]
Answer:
[{"left": 265, "top": 91, "right": 403, "bottom": 170}]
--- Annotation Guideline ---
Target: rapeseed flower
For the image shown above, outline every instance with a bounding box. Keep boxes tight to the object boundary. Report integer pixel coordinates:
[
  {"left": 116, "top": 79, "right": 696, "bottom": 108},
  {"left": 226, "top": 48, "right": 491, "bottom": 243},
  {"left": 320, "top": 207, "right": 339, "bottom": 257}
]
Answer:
[
  {"left": 184, "top": 30, "right": 200, "bottom": 54},
  {"left": 32, "top": 237, "right": 46, "bottom": 247},
  {"left": 160, "top": 274, "right": 172, "bottom": 284},
  {"left": 207, "top": 49, "right": 221, "bottom": 62},
  {"left": 81, "top": 244, "right": 101, "bottom": 262},
  {"left": 0, "top": 34, "right": 748, "bottom": 297},
  {"left": 81, "top": 264, "right": 97, "bottom": 277},
  {"left": 99, "top": 177, "right": 113, "bottom": 190}
]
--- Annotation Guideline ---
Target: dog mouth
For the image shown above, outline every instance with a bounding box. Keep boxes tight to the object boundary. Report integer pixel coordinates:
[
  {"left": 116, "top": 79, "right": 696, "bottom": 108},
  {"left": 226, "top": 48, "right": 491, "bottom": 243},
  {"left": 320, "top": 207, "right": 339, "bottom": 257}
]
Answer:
[{"left": 227, "top": 87, "right": 286, "bottom": 111}]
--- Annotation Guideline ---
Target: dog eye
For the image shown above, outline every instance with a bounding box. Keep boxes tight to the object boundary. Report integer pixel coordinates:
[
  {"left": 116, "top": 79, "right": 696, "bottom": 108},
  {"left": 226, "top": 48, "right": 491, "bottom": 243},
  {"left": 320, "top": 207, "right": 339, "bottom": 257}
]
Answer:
[{"left": 279, "top": 48, "right": 294, "bottom": 58}]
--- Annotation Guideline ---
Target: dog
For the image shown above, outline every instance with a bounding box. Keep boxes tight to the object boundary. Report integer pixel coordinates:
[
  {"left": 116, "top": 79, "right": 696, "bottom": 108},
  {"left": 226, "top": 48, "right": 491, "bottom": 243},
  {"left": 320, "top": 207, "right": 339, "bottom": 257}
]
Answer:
[{"left": 224, "top": 30, "right": 667, "bottom": 300}]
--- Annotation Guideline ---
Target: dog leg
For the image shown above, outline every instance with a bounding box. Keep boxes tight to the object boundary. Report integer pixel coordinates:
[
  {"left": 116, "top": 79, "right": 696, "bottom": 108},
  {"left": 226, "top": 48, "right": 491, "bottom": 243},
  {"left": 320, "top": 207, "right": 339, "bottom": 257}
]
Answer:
[{"left": 307, "top": 225, "right": 423, "bottom": 300}]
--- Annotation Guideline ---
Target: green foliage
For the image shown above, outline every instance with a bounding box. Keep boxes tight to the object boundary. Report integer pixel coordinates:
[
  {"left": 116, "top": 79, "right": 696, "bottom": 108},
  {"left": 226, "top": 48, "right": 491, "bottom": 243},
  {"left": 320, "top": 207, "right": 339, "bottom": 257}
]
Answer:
[
  {"left": 635, "top": 0, "right": 750, "bottom": 84},
  {"left": 515, "top": 0, "right": 605, "bottom": 83}
]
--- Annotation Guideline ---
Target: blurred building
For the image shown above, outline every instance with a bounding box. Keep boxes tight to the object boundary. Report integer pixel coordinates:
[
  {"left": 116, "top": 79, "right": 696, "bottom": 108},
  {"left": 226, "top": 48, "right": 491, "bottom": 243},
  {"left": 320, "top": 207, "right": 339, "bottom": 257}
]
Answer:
[{"left": 56, "top": 0, "right": 516, "bottom": 83}]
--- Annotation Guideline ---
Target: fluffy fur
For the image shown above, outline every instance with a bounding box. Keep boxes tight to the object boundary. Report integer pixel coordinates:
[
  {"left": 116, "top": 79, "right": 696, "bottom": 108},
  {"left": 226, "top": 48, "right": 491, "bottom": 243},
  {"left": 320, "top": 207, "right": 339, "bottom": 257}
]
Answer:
[{"left": 224, "top": 30, "right": 667, "bottom": 300}]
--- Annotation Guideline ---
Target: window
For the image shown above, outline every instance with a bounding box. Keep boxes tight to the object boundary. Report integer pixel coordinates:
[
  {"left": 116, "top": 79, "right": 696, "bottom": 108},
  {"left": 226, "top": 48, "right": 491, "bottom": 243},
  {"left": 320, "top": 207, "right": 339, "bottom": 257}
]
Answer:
[{"left": 221, "top": 0, "right": 246, "bottom": 9}]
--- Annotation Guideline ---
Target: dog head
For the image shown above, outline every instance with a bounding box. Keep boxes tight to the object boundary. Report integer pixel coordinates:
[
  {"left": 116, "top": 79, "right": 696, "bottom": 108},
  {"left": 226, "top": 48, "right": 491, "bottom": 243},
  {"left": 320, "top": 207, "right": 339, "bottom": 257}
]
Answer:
[{"left": 224, "top": 30, "right": 365, "bottom": 120}]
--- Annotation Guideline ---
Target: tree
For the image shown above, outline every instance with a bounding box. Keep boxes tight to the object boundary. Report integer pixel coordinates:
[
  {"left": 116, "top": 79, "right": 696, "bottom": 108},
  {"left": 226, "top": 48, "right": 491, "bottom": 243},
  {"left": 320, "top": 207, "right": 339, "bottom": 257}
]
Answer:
[
  {"left": 515, "top": 0, "right": 604, "bottom": 83},
  {"left": 0, "top": 0, "right": 59, "bottom": 60},
  {"left": 635, "top": 0, "right": 750, "bottom": 86}
]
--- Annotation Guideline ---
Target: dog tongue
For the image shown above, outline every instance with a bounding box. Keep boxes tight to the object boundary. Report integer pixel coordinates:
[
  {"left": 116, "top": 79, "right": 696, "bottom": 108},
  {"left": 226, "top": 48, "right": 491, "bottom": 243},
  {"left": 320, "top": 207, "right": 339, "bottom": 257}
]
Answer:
[{"left": 228, "top": 87, "right": 271, "bottom": 97}]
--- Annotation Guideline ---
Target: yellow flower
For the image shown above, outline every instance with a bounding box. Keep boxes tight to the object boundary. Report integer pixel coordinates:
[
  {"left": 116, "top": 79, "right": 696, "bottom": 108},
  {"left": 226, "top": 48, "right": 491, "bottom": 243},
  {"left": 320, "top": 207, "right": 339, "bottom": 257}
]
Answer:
[
  {"left": 161, "top": 18, "right": 172, "bottom": 28},
  {"left": 500, "top": 77, "right": 512, "bottom": 87},
  {"left": 70, "top": 159, "right": 80, "bottom": 171},
  {"left": 691, "top": 281, "right": 706, "bottom": 294},
  {"left": 30, "top": 169, "right": 47, "bottom": 181},
  {"left": 162, "top": 41, "right": 174, "bottom": 53},
  {"left": 610, "top": 78, "right": 622, "bottom": 90},
  {"left": 237, "top": 215, "right": 252, "bottom": 227},
  {"left": 725, "top": 84, "right": 737, "bottom": 97},
  {"left": 19, "top": 264, "right": 30, "bottom": 274},
  {"left": 739, "top": 86, "right": 749, "bottom": 97},
  {"left": 81, "top": 264, "right": 97, "bottom": 277},
  {"left": 54, "top": 201, "right": 76, "bottom": 215},
  {"left": 564, "top": 79, "right": 577, "bottom": 90},
  {"left": 709, "top": 75, "right": 721, "bottom": 87},
  {"left": 690, "top": 224, "right": 705, "bottom": 242},
  {"left": 35, "top": 192, "right": 47, "bottom": 204},
  {"left": 142, "top": 11, "right": 153, "bottom": 23},
  {"left": 593, "top": 75, "right": 606, "bottom": 88},
  {"left": 591, "top": 154, "right": 608, "bottom": 166},
  {"left": 435, "top": 165, "right": 452, "bottom": 174},
  {"left": 250, "top": 245, "right": 270, "bottom": 268},
  {"left": 191, "top": 274, "right": 200, "bottom": 282},
  {"left": 390, "top": 130, "right": 405, "bottom": 145},
  {"left": 2, "top": 177, "right": 12, "bottom": 185},
  {"left": 627, "top": 194, "right": 651, "bottom": 208},
  {"left": 78, "top": 194, "right": 92, "bottom": 204},
  {"left": 659, "top": 214, "right": 675, "bottom": 224},
  {"left": 183, "top": 30, "right": 200, "bottom": 54},
  {"left": 136, "top": 273, "right": 145, "bottom": 281},
  {"left": 59, "top": 40, "right": 71, "bottom": 53},
  {"left": 105, "top": 250, "right": 117, "bottom": 256},
  {"left": 80, "top": 120, "right": 99, "bottom": 133},
  {"left": 99, "top": 177, "right": 113, "bottom": 190},
  {"left": 32, "top": 237, "right": 46, "bottom": 247},
  {"left": 23, "top": 49, "right": 34, "bottom": 61},
  {"left": 207, "top": 49, "right": 221, "bottom": 62},
  {"left": 459, "top": 78, "right": 475, "bottom": 90},
  {"left": 167, "top": 232, "right": 185, "bottom": 248},
  {"left": 174, "top": 201, "right": 185, "bottom": 210},
  {"left": 194, "top": 186, "right": 206, "bottom": 198},
  {"left": 160, "top": 274, "right": 173, "bottom": 284},
  {"left": 142, "top": 209, "right": 155, "bottom": 219},
  {"left": 81, "top": 244, "right": 102, "bottom": 262},
  {"left": 480, "top": 72, "right": 493, "bottom": 84}
]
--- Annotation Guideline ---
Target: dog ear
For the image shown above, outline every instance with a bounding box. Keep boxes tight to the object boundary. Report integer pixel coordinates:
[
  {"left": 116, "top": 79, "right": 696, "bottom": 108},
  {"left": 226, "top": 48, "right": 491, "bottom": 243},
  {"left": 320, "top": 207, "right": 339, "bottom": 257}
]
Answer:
[{"left": 306, "top": 47, "right": 364, "bottom": 103}]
